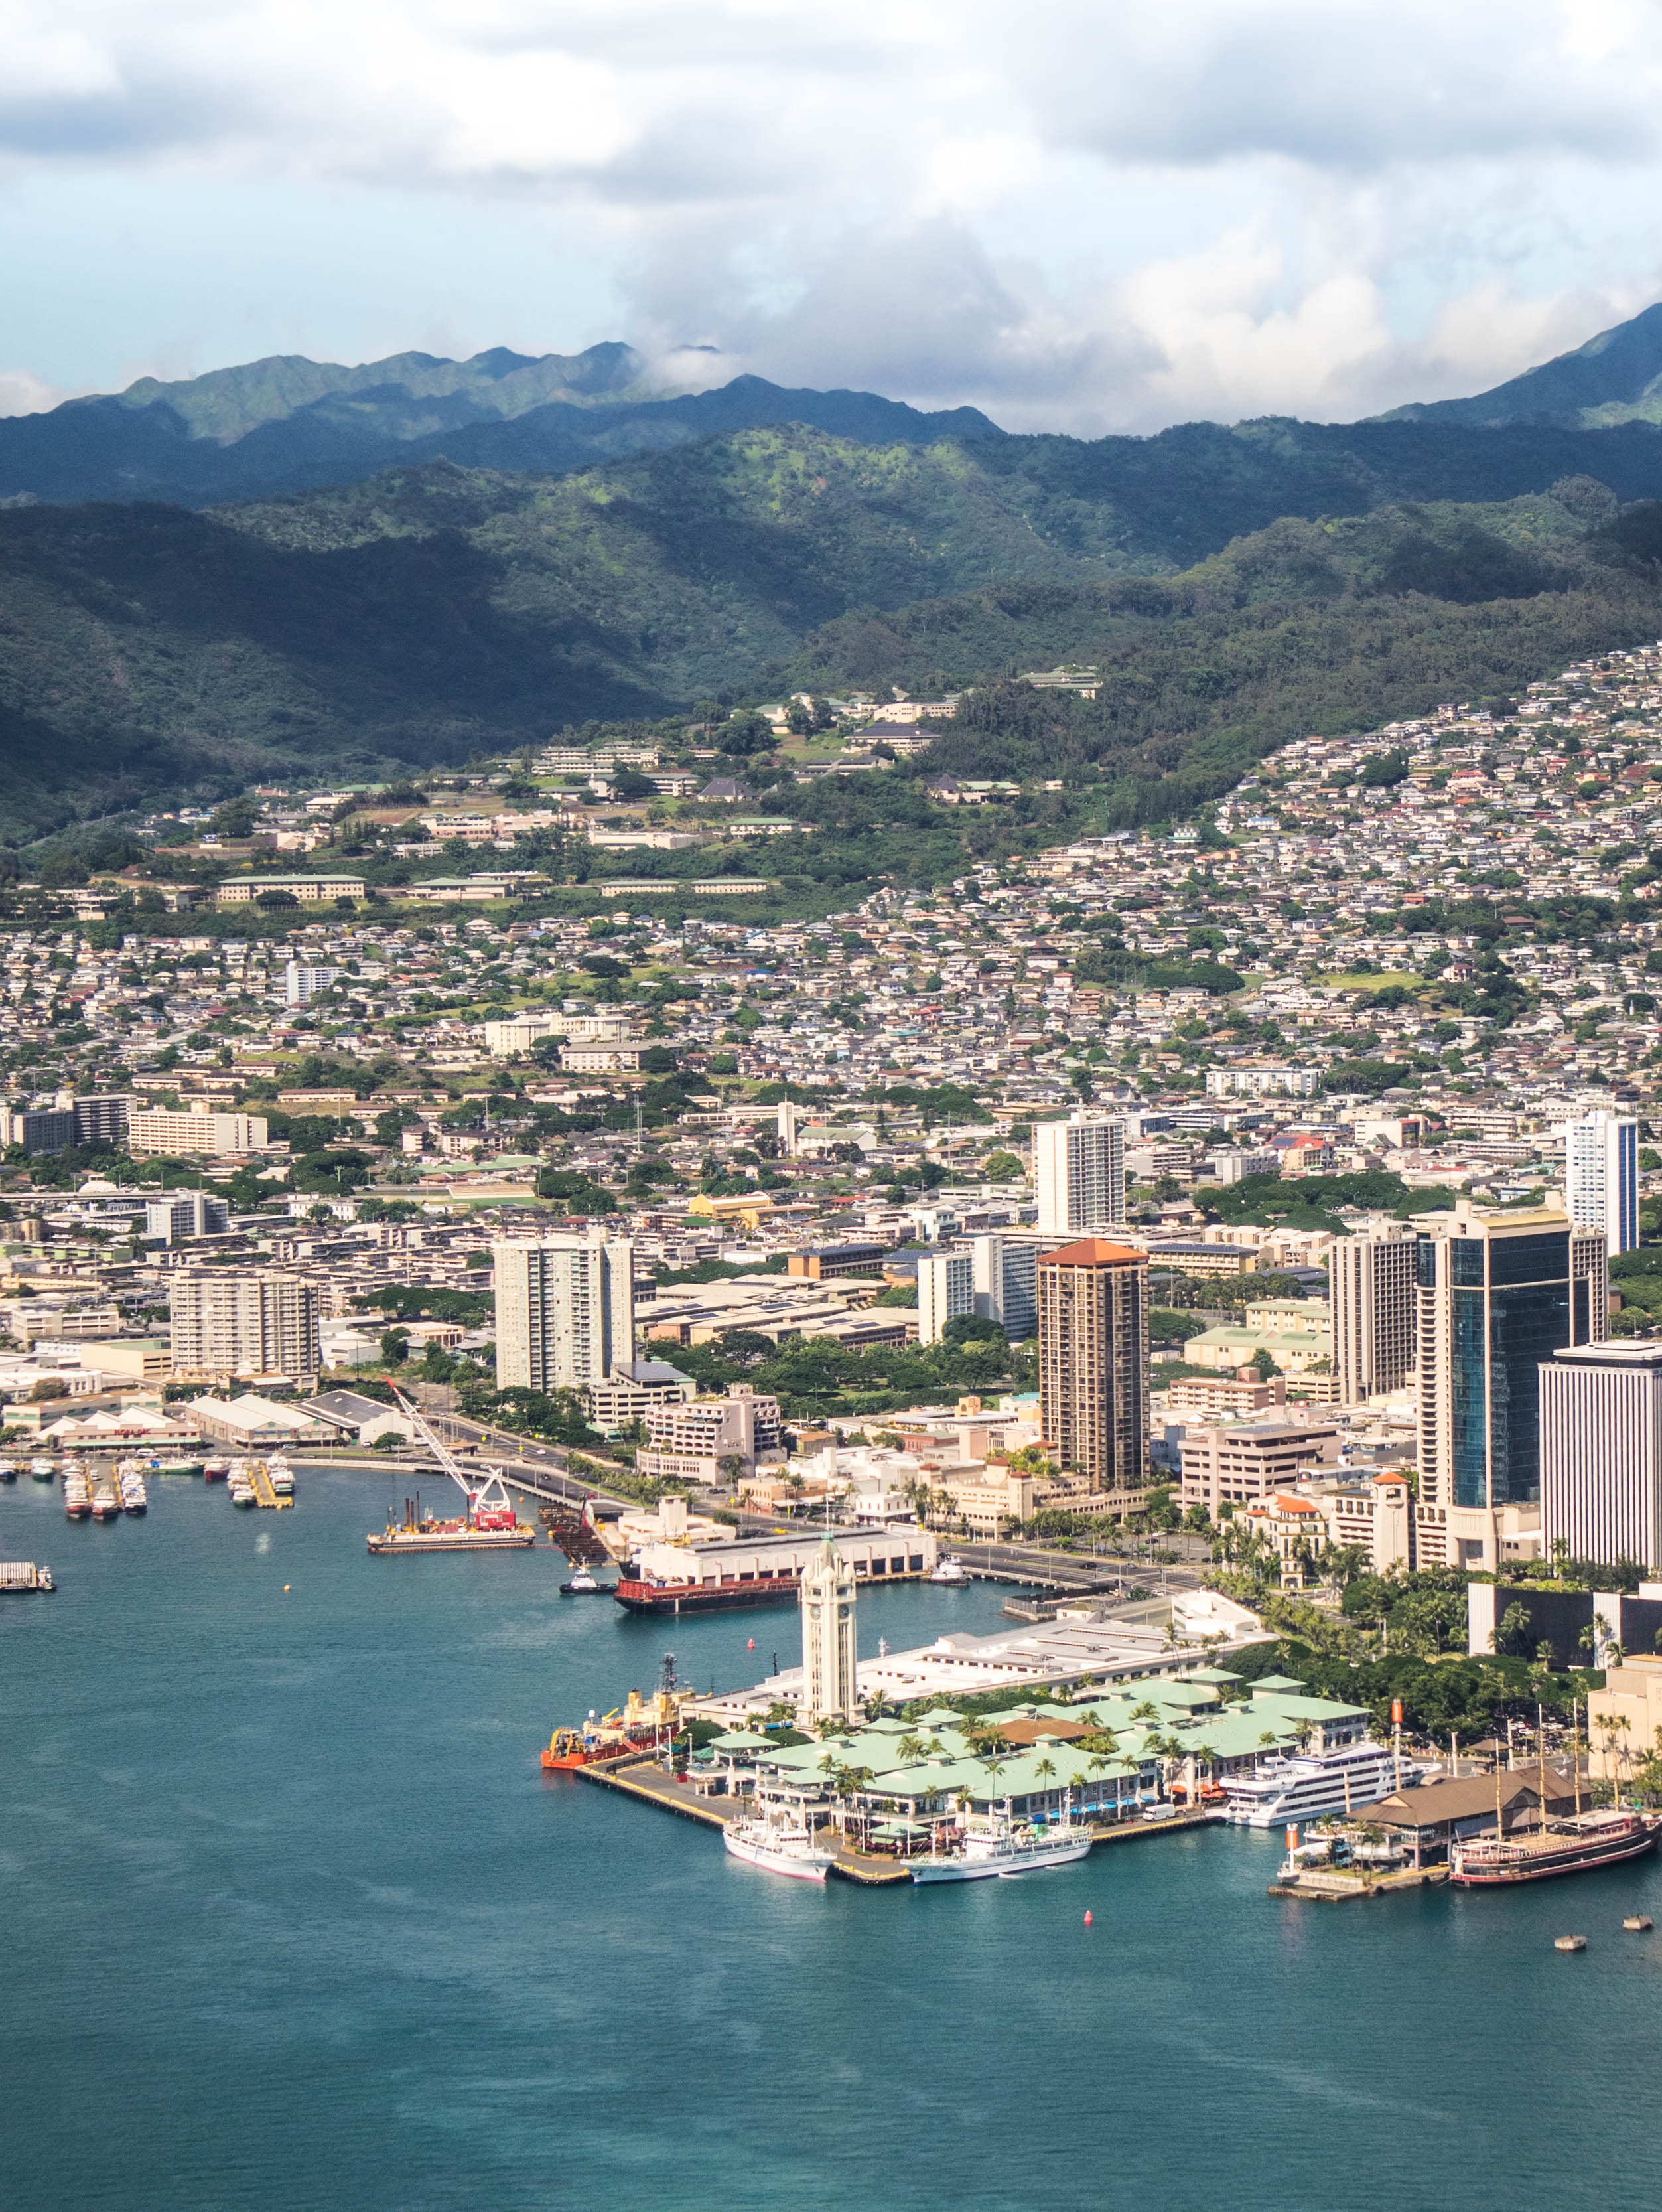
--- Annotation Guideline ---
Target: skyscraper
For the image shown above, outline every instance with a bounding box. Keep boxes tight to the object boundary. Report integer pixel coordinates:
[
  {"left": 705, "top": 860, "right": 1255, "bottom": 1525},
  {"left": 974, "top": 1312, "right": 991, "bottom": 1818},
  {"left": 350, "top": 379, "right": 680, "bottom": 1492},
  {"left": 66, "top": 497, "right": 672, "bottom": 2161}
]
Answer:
[
  {"left": 169, "top": 1269, "right": 320, "bottom": 1383},
  {"left": 1037, "top": 1238, "right": 1149, "bottom": 1503},
  {"left": 1033, "top": 1114, "right": 1126, "bottom": 1236},
  {"left": 799, "top": 1539, "right": 858, "bottom": 1725},
  {"left": 1415, "top": 1201, "right": 1607, "bottom": 1569},
  {"left": 1564, "top": 1110, "right": 1640, "bottom": 1256},
  {"left": 1540, "top": 1341, "right": 1662, "bottom": 1571},
  {"left": 493, "top": 1230, "right": 634, "bottom": 1392},
  {"left": 1330, "top": 1226, "right": 1418, "bottom": 1402},
  {"left": 916, "top": 1250, "right": 974, "bottom": 1346}
]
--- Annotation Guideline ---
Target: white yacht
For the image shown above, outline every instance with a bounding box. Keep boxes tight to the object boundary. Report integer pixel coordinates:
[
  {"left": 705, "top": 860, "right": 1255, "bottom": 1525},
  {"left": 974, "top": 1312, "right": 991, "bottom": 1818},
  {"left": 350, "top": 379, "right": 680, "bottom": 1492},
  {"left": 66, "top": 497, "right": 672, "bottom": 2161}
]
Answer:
[
  {"left": 1219, "top": 1741, "right": 1409, "bottom": 1829},
  {"left": 912, "top": 1806, "right": 1093, "bottom": 1883},
  {"left": 723, "top": 1812, "right": 837, "bottom": 1882},
  {"left": 928, "top": 1556, "right": 969, "bottom": 1585}
]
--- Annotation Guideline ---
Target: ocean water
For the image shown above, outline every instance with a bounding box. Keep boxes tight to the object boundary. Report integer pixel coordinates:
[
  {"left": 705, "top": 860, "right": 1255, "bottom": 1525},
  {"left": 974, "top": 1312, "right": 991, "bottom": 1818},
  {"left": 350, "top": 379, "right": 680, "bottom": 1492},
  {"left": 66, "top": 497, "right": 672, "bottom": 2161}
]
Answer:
[{"left": 5, "top": 1466, "right": 1662, "bottom": 2212}]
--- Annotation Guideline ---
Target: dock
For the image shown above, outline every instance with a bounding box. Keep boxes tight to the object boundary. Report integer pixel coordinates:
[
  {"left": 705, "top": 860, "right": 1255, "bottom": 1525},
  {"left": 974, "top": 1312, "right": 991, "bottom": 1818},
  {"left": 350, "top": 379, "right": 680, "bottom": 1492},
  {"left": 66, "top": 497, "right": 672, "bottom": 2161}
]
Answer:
[
  {"left": 1268, "top": 1867, "right": 1449, "bottom": 1901},
  {"left": 575, "top": 1757, "right": 1215, "bottom": 1881},
  {"left": 248, "top": 1464, "right": 291, "bottom": 1510}
]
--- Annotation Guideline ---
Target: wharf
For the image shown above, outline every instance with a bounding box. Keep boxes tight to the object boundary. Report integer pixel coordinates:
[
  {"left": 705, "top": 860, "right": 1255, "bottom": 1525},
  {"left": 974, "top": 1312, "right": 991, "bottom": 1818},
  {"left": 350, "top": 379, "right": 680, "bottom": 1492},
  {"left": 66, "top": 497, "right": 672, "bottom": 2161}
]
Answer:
[
  {"left": 575, "top": 1757, "right": 1213, "bottom": 1880},
  {"left": 248, "top": 1465, "right": 291, "bottom": 1511},
  {"left": 1268, "top": 1867, "right": 1449, "bottom": 1902}
]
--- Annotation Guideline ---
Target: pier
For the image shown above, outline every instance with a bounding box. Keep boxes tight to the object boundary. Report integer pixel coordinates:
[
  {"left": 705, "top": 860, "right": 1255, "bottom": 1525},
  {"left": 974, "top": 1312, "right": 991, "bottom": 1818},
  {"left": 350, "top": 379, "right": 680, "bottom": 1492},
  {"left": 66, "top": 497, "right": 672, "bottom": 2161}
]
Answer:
[
  {"left": 247, "top": 1464, "right": 291, "bottom": 1510},
  {"left": 1267, "top": 1867, "right": 1450, "bottom": 1902},
  {"left": 573, "top": 1754, "right": 1215, "bottom": 1883}
]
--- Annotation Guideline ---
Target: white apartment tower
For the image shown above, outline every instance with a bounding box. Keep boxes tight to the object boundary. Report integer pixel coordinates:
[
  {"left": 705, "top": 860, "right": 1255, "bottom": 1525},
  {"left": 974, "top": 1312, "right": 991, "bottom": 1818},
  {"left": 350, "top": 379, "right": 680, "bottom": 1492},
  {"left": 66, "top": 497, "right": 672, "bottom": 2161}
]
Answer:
[
  {"left": 969, "top": 1234, "right": 1040, "bottom": 1340},
  {"left": 169, "top": 1270, "right": 320, "bottom": 1383},
  {"left": 1033, "top": 1114, "right": 1126, "bottom": 1236},
  {"left": 1540, "top": 1341, "right": 1662, "bottom": 1571},
  {"left": 916, "top": 1250, "right": 975, "bottom": 1346},
  {"left": 493, "top": 1231, "right": 635, "bottom": 1392},
  {"left": 1330, "top": 1226, "right": 1418, "bottom": 1402},
  {"left": 799, "top": 1539, "right": 859, "bottom": 1725},
  {"left": 1564, "top": 1110, "right": 1640, "bottom": 1257}
]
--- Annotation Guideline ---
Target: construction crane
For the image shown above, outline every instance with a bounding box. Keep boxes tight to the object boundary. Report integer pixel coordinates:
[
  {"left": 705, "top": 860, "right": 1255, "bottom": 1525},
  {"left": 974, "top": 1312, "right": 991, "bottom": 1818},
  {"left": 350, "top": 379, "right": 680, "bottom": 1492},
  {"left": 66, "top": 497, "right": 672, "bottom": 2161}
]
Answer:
[{"left": 387, "top": 1385, "right": 519, "bottom": 1531}]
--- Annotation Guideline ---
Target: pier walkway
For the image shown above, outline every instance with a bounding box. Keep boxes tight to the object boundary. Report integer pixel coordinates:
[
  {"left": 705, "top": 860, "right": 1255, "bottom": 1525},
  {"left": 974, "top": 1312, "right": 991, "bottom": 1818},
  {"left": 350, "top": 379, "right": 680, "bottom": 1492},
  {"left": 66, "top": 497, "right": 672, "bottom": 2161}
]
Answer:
[
  {"left": 248, "top": 1464, "right": 290, "bottom": 1510},
  {"left": 573, "top": 1755, "right": 1216, "bottom": 1883}
]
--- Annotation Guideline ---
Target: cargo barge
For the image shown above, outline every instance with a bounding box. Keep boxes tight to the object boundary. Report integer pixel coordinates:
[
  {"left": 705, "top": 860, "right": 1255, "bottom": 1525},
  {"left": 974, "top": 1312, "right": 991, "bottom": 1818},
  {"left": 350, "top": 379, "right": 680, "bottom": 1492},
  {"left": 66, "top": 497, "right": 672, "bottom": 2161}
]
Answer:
[{"left": 613, "top": 1572, "right": 803, "bottom": 1615}]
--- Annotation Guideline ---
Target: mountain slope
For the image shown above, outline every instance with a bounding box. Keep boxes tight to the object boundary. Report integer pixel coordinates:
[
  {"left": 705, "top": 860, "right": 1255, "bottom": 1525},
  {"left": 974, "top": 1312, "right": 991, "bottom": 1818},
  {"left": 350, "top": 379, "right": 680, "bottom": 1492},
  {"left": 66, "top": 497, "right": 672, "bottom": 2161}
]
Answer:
[
  {"left": 0, "top": 347, "right": 1004, "bottom": 509},
  {"left": 3, "top": 423, "right": 1661, "bottom": 844},
  {"left": 1381, "top": 301, "right": 1662, "bottom": 430}
]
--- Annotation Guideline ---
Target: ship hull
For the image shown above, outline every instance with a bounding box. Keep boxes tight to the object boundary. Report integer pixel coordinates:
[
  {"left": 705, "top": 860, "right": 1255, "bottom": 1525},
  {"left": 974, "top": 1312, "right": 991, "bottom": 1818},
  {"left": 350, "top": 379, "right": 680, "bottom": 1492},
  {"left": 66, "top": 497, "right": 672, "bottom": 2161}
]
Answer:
[
  {"left": 368, "top": 1529, "right": 535, "bottom": 1553},
  {"left": 613, "top": 1576, "right": 801, "bottom": 1614},
  {"left": 1450, "top": 1822, "right": 1657, "bottom": 1886},
  {"left": 912, "top": 1836, "right": 1093, "bottom": 1883},
  {"left": 723, "top": 1830, "right": 833, "bottom": 1881}
]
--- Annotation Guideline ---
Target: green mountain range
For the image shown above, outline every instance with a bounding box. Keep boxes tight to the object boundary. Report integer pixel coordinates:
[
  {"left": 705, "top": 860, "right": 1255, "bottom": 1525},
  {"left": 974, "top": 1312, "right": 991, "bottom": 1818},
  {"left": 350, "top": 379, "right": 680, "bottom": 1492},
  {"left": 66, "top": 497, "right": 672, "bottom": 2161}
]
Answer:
[{"left": 11, "top": 303, "right": 1662, "bottom": 840}]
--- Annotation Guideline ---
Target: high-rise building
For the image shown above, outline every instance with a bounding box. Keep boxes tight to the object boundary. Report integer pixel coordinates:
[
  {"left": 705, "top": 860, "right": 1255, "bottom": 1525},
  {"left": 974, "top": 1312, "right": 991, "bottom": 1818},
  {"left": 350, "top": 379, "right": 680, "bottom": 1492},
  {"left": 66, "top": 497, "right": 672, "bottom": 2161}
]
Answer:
[
  {"left": 1564, "top": 1110, "right": 1640, "bottom": 1256},
  {"left": 284, "top": 961, "right": 339, "bottom": 1008},
  {"left": 493, "top": 1230, "right": 634, "bottom": 1392},
  {"left": 169, "top": 1269, "right": 320, "bottom": 1383},
  {"left": 1330, "top": 1226, "right": 1418, "bottom": 1402},
  {"left": 1415, "top": 1201, "right": 1607, "bottom": 1569},
  {"left": 799, "top": 1538, "right": 858, "bottom": 1725},
  {"left": 1037, "top": 1238, "right": 1149, "bottom": 1503},
  {"left": 1540, "top": 1341, "right": 1662, "bottom": 1570},
  {"left": 969, "top": 1233, "right": 1040, "bottom": 1340},
  {"left": 916, "top": 1250, "right": 974, "bottom": 1346},
  {"left": 1033, "top": 1114, "right": 1126, "bottom": 1236},
  {"left": 145, "top": 1191, "right": 231, "bottom": 1246}
]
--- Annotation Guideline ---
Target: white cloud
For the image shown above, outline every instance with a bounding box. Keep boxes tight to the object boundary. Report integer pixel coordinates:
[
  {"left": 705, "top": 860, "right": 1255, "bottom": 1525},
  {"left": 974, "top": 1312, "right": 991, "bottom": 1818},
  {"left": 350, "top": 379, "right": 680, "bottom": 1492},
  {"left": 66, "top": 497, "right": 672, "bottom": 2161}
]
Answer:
[
  {"left": 0, "top": 367, "right": 77, "bottom": 417},
  {"left": 1, "top": 0, "right": 1661, "bottom": 426}
]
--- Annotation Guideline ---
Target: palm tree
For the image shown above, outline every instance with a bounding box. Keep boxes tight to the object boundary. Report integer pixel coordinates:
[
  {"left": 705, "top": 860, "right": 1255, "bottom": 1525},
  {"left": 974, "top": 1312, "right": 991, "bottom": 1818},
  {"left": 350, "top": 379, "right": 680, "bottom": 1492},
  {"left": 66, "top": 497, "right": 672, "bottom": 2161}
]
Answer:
[{"left": 896, "top": 1733, "right": 928, "bottom": 1765}]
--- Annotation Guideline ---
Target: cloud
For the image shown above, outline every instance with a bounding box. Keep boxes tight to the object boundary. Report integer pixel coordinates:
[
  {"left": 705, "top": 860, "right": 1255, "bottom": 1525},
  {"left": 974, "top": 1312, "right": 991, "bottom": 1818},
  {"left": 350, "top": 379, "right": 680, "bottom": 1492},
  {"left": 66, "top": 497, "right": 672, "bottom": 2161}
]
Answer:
[
  {"left": 0, "top": 368, "right": 78, "bottom": 417},
  {"left": 1, "top": 0, "right": 1661, "bottom": 429}
]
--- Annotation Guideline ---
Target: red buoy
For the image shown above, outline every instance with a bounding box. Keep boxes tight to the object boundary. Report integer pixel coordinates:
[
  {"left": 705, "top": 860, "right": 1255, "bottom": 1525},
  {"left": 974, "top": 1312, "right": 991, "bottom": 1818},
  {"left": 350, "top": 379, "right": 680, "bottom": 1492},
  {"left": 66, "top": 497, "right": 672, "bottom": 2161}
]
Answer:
[{"left": 1083, "top": 1911, "right": 1094, "bottom": 1926}]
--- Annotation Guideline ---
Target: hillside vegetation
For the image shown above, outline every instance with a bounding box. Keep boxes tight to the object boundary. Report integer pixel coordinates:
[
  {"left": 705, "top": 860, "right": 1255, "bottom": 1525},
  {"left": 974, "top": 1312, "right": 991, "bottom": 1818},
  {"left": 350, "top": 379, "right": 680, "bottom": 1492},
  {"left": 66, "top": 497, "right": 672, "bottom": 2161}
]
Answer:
[{"left": 4, "top": 427, "right": 1662, "bottom": 839}]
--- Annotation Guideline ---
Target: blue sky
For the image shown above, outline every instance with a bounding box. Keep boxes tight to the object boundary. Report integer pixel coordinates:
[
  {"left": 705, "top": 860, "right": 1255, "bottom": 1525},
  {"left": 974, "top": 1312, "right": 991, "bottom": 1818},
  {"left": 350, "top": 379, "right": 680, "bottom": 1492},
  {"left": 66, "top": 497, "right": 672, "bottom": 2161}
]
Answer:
[{"left": 2, "top": 0, "right": 1660, "bottom": 431}]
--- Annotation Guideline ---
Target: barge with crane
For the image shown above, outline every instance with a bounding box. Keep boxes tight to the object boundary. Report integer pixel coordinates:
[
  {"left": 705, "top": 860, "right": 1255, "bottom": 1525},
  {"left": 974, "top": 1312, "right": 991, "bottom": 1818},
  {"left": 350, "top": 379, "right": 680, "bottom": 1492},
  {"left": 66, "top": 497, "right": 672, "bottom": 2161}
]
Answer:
[{"left": 366, "top": 1389, "right": 535, "bottom": 1553}]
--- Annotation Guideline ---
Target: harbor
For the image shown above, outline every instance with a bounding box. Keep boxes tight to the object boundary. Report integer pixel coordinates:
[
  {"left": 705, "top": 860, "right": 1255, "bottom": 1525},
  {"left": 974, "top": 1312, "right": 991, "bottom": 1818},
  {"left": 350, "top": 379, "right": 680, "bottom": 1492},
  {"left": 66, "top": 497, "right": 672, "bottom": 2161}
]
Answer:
[{"left": 7, "top": 1462, "right": 1662, "bottom": 2212}]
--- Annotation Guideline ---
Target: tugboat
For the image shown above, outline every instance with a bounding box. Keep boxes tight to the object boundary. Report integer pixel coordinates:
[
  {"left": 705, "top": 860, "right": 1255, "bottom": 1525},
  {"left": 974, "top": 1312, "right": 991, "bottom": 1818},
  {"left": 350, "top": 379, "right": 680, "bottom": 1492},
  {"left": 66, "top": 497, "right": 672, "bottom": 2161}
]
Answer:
[
  {"left": 929, "top": 1555, "right": 969, "bottom": 1585},
  {"left": 559, "top": 1567, "right": 613, "bottom": 1596}
]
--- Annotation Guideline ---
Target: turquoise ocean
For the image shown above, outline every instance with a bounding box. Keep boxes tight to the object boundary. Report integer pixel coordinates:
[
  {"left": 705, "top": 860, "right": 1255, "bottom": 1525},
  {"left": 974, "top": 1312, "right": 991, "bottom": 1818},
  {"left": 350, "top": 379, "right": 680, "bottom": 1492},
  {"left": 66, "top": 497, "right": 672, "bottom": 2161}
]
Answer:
[{"left": 4, "top": 1467, "right": 1661, "bottom": 2212}]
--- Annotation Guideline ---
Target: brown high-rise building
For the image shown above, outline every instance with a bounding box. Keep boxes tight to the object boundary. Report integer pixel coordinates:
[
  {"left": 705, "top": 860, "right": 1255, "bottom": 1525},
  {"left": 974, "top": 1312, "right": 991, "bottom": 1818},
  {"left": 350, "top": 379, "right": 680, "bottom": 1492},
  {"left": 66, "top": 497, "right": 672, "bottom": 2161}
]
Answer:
[{"left": 1038, "top": 1238, "right": 1150, "bottom": 1503}]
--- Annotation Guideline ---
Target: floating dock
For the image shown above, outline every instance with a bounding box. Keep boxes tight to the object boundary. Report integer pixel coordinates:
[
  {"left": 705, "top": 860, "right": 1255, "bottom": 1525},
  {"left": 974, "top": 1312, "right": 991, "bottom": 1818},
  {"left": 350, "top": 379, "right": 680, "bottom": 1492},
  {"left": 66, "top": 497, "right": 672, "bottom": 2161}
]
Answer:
[
  {"left": 0, "top": 1560, "right": 54, "bottom": 1593},
  {"left": 247, "top": 1464, "right": 291, "bottom": 1511},
  {"left": 1268, "top": 1867, "right": 1449, "bottom": 1901}
]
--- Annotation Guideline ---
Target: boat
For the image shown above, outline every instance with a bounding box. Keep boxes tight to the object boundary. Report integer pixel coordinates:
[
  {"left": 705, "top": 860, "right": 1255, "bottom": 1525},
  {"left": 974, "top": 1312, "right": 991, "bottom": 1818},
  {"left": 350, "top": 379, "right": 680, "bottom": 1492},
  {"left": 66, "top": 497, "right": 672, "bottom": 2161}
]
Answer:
[
  {"left": 0, "top": 1459, "right": 16, "bottom": 1483},
  {"left": 62, "top": 1473, "right": 92, "bottom": 1520},
  {"left": 29, "top": 1458, "right": 56, "bottom": 1483},
  {"left": 1219, "top": 1741, "right": 1411, "bottom": 1828},
  {"left": 723, "top": 1812, "right": 837, "bottom": 1882},
  {"left": 119, "top": 1474, "right": 149, "bottom": 1514},
  {"left": 368, "top": 1512, "right": 533, "bottom": 1552},
  {"left": 559, "top": 1568, "right": 613, "bottom": 1595},
  {"left": 266, "top": 1459, "right": 295, "bottom": 1496},
  {"left": 202, "top": 1460, "right": 230, "bottom": 1483},
  {"left": 912, "top": 1806, "right": 1093, "bottom": 1883},
  {"left": 157, "top": 1459, "right": 204, "bottom": 1479},
  {"left": 1450, "top": 1808, "right": 1659, "bottom": 1886},
  {"left": 929, "top": 1556, "right": 969, "bottom": 1585},
  {"left": 541, "top": 1690, "right": 682, "bottom": 1770},
  {"left": 90, "top": 1481, "right": 121, "bottom": 1521}
]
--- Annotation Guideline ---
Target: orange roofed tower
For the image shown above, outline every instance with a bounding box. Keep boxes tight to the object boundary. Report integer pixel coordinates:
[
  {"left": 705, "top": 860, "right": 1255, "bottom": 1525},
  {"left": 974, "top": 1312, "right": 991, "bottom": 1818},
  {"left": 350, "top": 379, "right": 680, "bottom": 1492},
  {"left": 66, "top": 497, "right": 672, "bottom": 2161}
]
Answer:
[{"left": 1037, "top": 1239, "right": 1150, "bottom": 1508}]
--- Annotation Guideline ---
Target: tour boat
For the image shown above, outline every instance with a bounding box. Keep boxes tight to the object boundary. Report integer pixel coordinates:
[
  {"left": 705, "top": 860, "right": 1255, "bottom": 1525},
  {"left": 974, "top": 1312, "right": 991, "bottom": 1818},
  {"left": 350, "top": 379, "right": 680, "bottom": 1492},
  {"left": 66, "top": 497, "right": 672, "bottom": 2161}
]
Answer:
[
  {"left": 1218, "top": 1741, "right": 1408, "bottom": 1829},
  {"left": 723, "top": 1812, "right": 837, "bottom": 1882},
  {"left": 912, "top": 1807, "right": 1093, "bottom": 1883},
  {"left": 928, "top": 1556, "right": 969, "bottom": 1585},
  {"left": 1450, "top": 1808, "right": 1659, "bottom": 1887}
]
